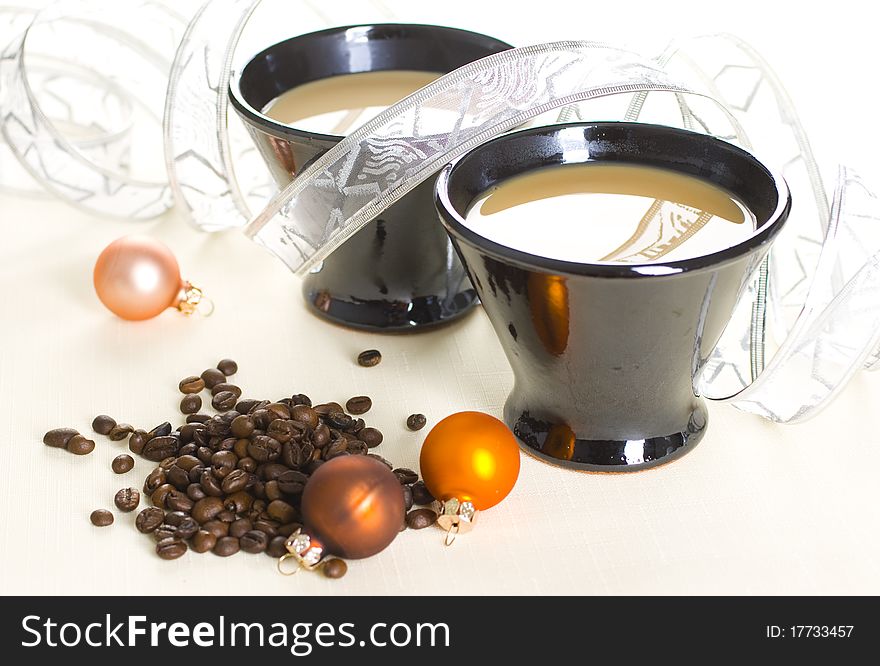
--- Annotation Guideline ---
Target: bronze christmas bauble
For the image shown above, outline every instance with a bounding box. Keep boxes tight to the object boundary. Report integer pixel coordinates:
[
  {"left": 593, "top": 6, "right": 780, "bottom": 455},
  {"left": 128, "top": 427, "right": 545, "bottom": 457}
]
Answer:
[{"left": 301, "top": 455, "right": 404, "bottom": 559}]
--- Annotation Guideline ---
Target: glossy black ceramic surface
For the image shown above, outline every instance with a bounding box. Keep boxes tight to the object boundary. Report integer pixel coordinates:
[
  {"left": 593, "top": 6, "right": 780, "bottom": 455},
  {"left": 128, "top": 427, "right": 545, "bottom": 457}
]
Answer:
[
  {"left": 230, "top": 24, "right": 512, "bottom": 331},
  {"left": 436, "top": 122, "right": 791, "bottom": 472}
]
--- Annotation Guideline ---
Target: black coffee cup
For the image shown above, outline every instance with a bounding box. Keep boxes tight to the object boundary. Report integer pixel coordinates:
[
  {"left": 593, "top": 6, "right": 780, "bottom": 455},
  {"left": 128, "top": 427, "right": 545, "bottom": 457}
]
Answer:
[
  {"left": 229, "top": 24, "right": 512, "bottom": 331},
  {"left": 436, "top": 122, "right": 791, "bottom": 472}
]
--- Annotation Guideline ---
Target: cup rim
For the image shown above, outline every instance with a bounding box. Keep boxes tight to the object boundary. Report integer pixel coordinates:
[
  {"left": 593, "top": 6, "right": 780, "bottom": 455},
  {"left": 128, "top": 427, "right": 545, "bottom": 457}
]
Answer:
[
  {"left": 228, "top": 23, "right": 513, "bottom": 144},
  {"left": 435, "top": 122, "right": 792, "bottom": 279}
]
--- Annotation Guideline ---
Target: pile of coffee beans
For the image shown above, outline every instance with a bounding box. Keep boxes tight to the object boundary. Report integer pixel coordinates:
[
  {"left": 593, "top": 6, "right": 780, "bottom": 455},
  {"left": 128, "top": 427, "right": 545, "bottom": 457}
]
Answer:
[{"left": 45, "top": 357, "right": 436, "bottom": 579}]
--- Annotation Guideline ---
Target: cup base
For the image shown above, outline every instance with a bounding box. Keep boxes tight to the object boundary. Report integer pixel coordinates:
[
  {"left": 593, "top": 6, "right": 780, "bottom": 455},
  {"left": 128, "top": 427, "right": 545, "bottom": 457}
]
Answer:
[
  {"left": 302, "top": 285, "right": 479, "bottom": 332},
  {"left": 507, "top": 401, "right": 708, "bottom": 472}
]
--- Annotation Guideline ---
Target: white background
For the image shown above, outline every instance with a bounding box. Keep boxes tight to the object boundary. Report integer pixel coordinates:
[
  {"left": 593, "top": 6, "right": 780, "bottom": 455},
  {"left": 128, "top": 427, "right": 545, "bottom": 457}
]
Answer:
[{"left": 0, "top": 0, "right": 878, "bottom": 595}]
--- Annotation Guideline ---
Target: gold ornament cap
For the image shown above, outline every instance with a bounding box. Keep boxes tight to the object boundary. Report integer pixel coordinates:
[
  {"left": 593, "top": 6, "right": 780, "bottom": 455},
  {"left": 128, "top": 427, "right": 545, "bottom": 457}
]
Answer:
[{"left": 434, "top": 498, "right": 479, "bottom": 546}]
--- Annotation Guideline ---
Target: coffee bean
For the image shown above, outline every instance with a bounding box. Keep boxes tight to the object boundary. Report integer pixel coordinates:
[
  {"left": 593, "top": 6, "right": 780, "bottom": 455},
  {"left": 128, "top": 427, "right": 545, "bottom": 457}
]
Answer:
[
  {"left": 223, "top": 491, "right": 253, "bottom": 514},
  {"left": 405, "top": 508, "right": 437, "bottom": 530},
  {"left": 324, "top": 439, "right": 349, "bottom": 459},
  {"left": 43, "top": 427, "right": 78, "bottom": 448},
  {"left": 253, "top": 519, "right": 279, "bottom": 537},
  {"left": 406, "top": 413, "right": 427, "bottom": 431},
  {"left": 114, "top": 487, "right": 140, "bottom": 512},
  {"left": 367, "top": 453, "right": 393, "bottom": 469},
  {"left": 90, "top": 509, "right": 113, "bottom": 527},
  {"left": 266, "top": 402, "right": 291, "bottom": 421},
  {"left": 199, "top": 470, "right": 223, "bottom": 497},
  {"left": 91, "top": 415, "right": 116, "bottom": 435},
  {"left": 174, "top": 517, "right": 199, "bottom": 540},
  {"left": 143, "top": 469, "right": 166, "bottom": 494},
  {"left": 345, "top": 396, "right": 372, "bottom": 415},
  {"left": 191, "top": 530, "right": 217, "bottom": 553},
  {"left": 229, "top": 518, "right": 253, "bottom": 539},
  {"left": 322, "top": 558, "right": 348, "bottom": 579},
  {"left": 136, "top": 507, "right": 165, "bottom": 533},
  {"left": 106, "top": 423, "right": 132, "bottom": 441},
  {"left": 237, "top": 456, "right": 257, "bottom": 474},
  {"left": 186, "top": 413, "right": 211, "bottom": 424},
  {"left": 148, "top": 422, "right": 172, "bottom": 439},
  {"left": 248, "top": 435, "right": 281, "bottom": 463},
  {"left": 129, "top": 430, "right": 148, "bottom": 455},
  {"left": 325, "top": 412, "right": 354, "bottom": 430},
  {"left": 290, "top": 405, "right": 318, "bottom": 429},
  {"left": 180, "top": 394, "right": 202, "bottom": 415},
  {"left": 212, "top": 391, "right": 237, "bottom": 411},
  {"left": 200, "top": 368, "right": 226, "bottom": 389},
  {"left": 221, "top": 469, "right": 249, "bottom": 494},
  {"left": 186, "top": 483, "right": 206, "bottom": 502},
  {"left": 266, "top": 500, "right": 297, "bottom": 524},
  {"left": 357, "top": 349, "right": 381, "bottom": 367},
  {"left": 111, "top": 454, "right": 134, "bottom": 474},
  {"left": 410, "top": 480, "right": 435, "bottom": 505},
  {"left": 359, "top": 427, "right": 383, "bottom": 448},
  {"left": 393, "top": 468, "right": 419, "bottom": 485},
  {"left": 210, "top": 382, "right": 241, "bottom": 399},
  {"left": 150, "top": 483, "right": 175, "bottom": 509},
  {"left": 403, "top": 485, "right": 413, "bottom": 511},
  {"left": 290, "top": 393, "right": 312, "bottom": 407},
  {"left": 153, "top": 525, "right": 176, "bottom": 542},
  {"left": 277, "top": 470, "right": 308, "bottom": 495},
  {"left": 202, "top": 520, "right": 229, "bottom": 539},
  {"left": 347, "top": 440, "right": 368, "bottom": 456},
  {"left": 142, "top": 436, "right": 180, "bottom": 462},
  {"left": 217, "top": 358, "right": 238, "bottom": 376},
  {"left": 179, "top": 376, "right": 205, "bottom": 394},
  {"left": 165, "top": 491, "right": 193, "bottom": 513},
  {"left": 240, "top": 530, "right": 268, "bottom": 554},
  {"left": 213, "top": 536, "right": 240, "bottom": 557},
  {"left": 264, "top": 480, "right": 283, "bottom": 502},
  {"left": 230, "top": 415, "right": 254, "bottom": 438},
  {"left": 165, "top": 465, "right": 188, "bottom": 490},
  {"left": 156, "top": 538, "right": 187, "bottom": 560},
  {"left": 67, "top": 435, "right": 96, "bottom": 455},
  {"left": 164, "top": 511, "right": 188, "bottom": 527},
  {"left": 266, "top": 536, "right": 288, "bottom": 558},
  {"left": 192, "top": 496, "right": 224, "bottom": 524}
]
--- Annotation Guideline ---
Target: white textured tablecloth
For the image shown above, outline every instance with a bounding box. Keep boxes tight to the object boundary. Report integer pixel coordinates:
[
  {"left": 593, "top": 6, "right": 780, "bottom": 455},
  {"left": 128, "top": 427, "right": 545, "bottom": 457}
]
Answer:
[{"left": 1, "top": 0, "right": 878, "bottom": 596}]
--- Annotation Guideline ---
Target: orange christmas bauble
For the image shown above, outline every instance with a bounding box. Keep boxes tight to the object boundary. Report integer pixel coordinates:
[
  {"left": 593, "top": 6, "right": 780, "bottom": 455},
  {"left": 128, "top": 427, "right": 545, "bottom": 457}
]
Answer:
[{"left": 419, "top": 412, "right": 520, "bottom": 511}]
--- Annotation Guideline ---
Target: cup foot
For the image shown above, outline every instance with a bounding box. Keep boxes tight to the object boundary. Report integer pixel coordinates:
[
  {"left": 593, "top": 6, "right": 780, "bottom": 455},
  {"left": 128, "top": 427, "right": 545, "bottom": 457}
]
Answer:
[
  {"left": 302, "top": 287, "right": 479, "bottom": 332},
  {"left": 508, "top": 402, "right": 707, "bottom": 472}
]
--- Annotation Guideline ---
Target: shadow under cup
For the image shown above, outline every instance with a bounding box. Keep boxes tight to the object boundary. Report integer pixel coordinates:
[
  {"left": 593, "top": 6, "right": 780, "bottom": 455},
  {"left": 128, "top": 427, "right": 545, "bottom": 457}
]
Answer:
[
  {"left": 229, "top": 24, "right": 512, "bottom": 331},
  {"left": 436, "top": 122, "right": 791, "bottom": 472}
]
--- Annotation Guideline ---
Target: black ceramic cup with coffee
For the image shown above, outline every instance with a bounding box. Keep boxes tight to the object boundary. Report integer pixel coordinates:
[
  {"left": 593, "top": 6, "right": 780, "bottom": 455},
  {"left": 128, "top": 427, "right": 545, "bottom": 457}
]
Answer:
[
  {"left": 229, "top": 24, "right": 512, "bottom": 331},
  {"left": 435, "top": 122, "right": 791, "bottom": 472}
]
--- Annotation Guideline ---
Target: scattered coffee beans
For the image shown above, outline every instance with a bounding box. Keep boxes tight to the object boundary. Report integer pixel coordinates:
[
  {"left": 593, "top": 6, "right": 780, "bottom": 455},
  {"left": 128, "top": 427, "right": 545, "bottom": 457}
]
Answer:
[
  {"left": 112, "top": 454, "right": 135, "bottom": 474},
  {"left": 357, "top": 349, "right": 382, "bottom": 367},
  {"left": 405, "top": 508, "right": 438, "bottom": 530},
  {"left": 345, "top": 396, "right": 372, "bottom": 415},
  {"left": 91, "top": 415, "right": 116, "bottom": 435},
  {"left": 43, "top": 427, "right": 78, "bottom": 449},
  {"left": 217, "top": 359, "right": 238, "bottom": 376},
  {"left": 406, "top": 413, "right": 427, "bottom": 431},
  {"left": 90, "top": 509, "right": 114, "bottom": 527},
  {"left": 54, "top": 357, "right": 438, "bottom": 577},
  {"left": 114, "top": 487, "right": 140, "bottom": 512},
  {"left": 67, "top": 434, "right": 96, "bottom": 455}
]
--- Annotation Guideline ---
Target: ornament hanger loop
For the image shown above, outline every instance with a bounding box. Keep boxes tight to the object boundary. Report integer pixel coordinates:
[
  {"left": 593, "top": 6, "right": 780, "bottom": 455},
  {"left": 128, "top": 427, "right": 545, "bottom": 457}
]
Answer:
[
  {"left": 277, "top": 553, "right": 301, "bottom": 576},
  {"left": 444, "top": 523, "right": 459, "bottom": 548}
]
